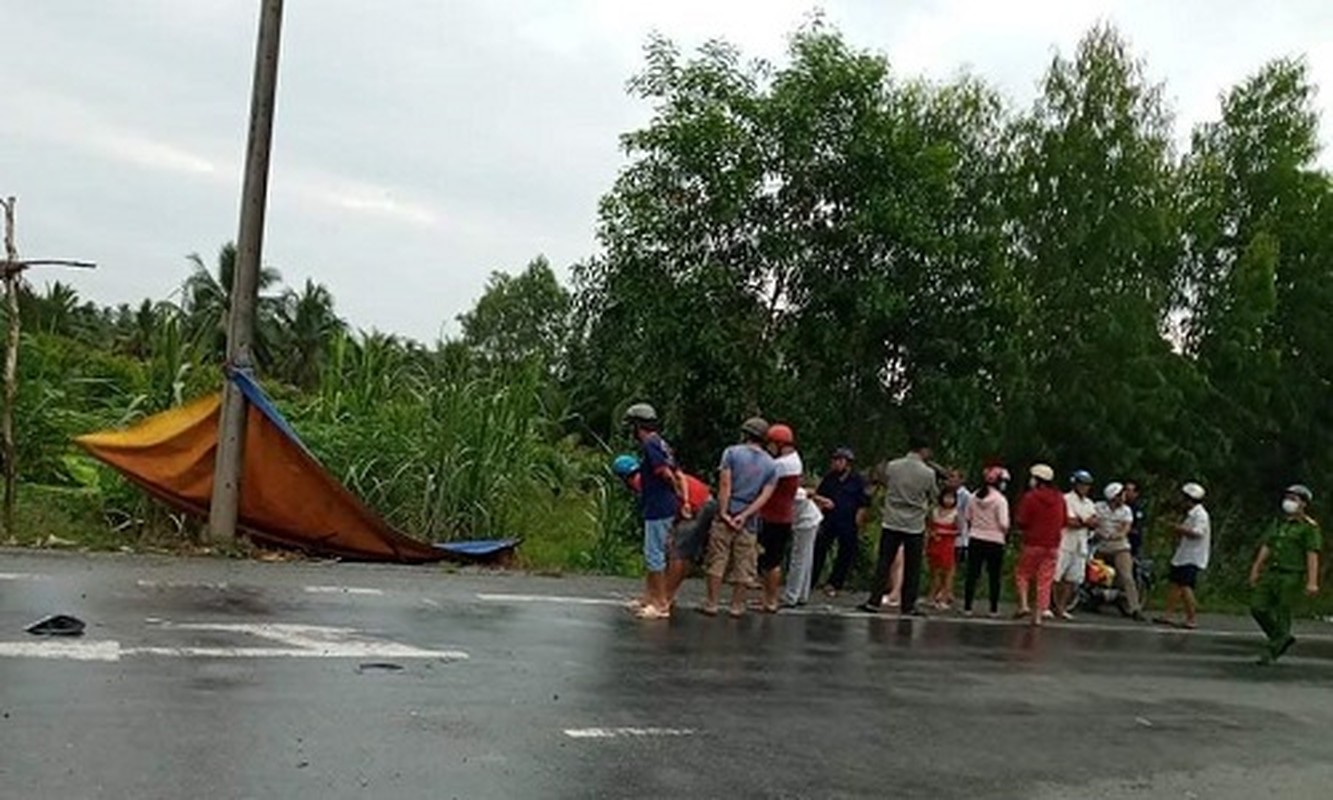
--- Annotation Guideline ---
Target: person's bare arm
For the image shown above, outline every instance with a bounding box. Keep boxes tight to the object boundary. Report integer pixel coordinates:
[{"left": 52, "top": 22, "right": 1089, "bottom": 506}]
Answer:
[
  {"left": 1307, "top": 551, "right": 1321, "bottom": 596},
  {"left": 666, "top": 469, "right": 693, "bottom": 518},
  {"left": 737, "top": 481, "right": 777, "bottom": 528},
  {"left": 1249, "top": 544, "right": 1270, "bottom": 586},
  {"left": 718, "top": 468, "right": 734, "bottom": 527}
]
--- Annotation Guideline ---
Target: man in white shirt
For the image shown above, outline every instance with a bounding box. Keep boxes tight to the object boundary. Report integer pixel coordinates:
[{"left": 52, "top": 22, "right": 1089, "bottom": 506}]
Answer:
[
  {"left": 1054, "top": 470, "right": 1098, "bottom": 620},
  {"left": 1156, "top": 482, "right": 1211, "bottom": 629}
]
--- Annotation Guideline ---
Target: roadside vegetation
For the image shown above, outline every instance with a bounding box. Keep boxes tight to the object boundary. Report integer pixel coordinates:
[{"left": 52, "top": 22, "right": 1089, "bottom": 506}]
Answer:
[{"left": 3, "top": 22, "right": 1331, "bottom": 612}]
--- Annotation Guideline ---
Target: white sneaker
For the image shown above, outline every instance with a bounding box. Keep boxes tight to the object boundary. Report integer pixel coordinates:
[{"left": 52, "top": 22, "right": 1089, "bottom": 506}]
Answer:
[
  {"left": 1059, "top": 610, "right": 1075, "bottom": 621},
  {"left": 1041, "top": 609, "right": 1055, "bottom": 619}
]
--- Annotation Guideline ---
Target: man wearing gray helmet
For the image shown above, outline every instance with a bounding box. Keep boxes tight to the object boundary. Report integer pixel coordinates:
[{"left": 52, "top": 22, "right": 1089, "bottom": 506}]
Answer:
[
  {"left": 702, "top": 417, "right": 778, "bottom": 618},
  {"left": 623, "top": 403, "right": 690, "bottom": 620}
]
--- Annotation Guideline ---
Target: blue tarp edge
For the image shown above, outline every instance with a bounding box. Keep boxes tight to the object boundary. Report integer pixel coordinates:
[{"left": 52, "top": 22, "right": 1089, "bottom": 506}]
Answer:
[
  {"left": 434, "top": 538, "right": 522, "bottom": 556},
  {"left": 227, "top": 368, "right": 312, "bottom": 455}
]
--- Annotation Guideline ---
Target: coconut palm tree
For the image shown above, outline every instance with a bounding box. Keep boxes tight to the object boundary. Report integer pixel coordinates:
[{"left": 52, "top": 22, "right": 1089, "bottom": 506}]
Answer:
[
  {"left": 276, "top": 278, "right": 345, "bottom": 389},
  {"left": 181, "top": 242, "right": 283, "bottom": 369}
]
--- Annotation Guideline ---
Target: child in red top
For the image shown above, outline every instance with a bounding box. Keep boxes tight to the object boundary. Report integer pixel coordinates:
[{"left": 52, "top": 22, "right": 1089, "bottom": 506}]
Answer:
[{"left": 926, "top": 488, "right": 961, "bottom": 609}]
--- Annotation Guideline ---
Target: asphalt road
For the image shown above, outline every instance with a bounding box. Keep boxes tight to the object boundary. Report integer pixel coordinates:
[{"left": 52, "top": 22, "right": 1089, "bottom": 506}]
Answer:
[{"left": 2, "top": 550, "right": 1332, "bottom": 799}]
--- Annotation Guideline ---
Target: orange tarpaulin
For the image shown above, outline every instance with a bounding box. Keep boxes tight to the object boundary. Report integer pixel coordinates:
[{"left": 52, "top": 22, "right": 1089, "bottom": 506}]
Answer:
[{"left": 75, "top": 380, "right": 445, "bottom": 563}]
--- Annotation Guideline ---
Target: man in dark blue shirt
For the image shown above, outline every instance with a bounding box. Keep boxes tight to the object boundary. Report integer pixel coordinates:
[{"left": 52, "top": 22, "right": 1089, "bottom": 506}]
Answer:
[
  {"left": 810, "top": 447, "right": 869, "bottom": 596},
  {"left": 625, "top": 403, "right": 688, "bottom": 619}
]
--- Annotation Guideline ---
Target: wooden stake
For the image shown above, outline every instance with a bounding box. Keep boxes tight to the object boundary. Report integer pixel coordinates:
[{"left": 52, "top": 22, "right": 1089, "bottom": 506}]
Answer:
[
  {"left": 2, "top": 197, "right": 18, "bottom": 536},
  {"left": 0, "top": 196, "right": 98, "bottom": 538}
]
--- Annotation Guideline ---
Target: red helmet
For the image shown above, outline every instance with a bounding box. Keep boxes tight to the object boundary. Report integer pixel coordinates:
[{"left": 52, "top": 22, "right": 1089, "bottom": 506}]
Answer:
[{"left": 766, "top": 423, "right": 795, "bottom": 446}]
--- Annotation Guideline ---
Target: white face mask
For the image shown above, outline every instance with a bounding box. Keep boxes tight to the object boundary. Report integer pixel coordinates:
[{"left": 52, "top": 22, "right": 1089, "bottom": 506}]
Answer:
[{"left": 1281, "top": 498, "right": 1301, "bottom": 515}]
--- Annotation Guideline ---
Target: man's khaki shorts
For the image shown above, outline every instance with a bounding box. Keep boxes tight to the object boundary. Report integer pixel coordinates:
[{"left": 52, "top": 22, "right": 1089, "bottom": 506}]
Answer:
[{"left": 705, "top": 518, "right": 758, "bottom": 586}]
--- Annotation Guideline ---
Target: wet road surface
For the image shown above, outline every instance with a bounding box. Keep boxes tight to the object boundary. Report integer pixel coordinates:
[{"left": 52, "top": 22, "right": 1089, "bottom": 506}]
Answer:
[{"left": 2, "top": 550, "right": 1332, "bottom": 799}]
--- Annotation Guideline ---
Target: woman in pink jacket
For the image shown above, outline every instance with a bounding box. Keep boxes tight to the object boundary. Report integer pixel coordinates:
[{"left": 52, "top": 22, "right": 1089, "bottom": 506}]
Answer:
[{"left": 963, "top": 465, "right": 1011, "bottom": 617}]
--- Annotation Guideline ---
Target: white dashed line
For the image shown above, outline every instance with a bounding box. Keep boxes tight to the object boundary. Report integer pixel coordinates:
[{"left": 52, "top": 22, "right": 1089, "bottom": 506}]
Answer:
[
  {"left": 303, "top": 585, "right": 385, "bottom": 596},
  {"left": 136, "top": 579, "right": 230, "bottom": 590},
  {"left": 0, "top": 572, "right": 48, "bottom": 581},
  {"left": 563, "top": 727, "right": 696, "bottom": 739}
]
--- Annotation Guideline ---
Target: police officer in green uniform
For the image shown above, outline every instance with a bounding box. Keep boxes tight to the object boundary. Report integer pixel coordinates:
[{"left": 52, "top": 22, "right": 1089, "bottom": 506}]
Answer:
[{"left": 1248, "top": 484, "right": 1322, "bottom": 664}]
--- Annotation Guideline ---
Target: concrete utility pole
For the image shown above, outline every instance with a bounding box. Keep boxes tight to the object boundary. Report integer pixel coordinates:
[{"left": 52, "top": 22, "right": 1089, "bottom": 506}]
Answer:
[
  {"left": 208, "top": 0, "right": 285, "bottom": 544},
  {"left": 0, "top": 196, "right": 97, "bottom": 537}
]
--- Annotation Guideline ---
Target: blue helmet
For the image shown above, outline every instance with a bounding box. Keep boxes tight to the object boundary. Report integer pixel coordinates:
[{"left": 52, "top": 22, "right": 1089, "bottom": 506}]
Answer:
[
  {"left": 611, "top": 454, "right": 640, "bottom": 478},
  {"left": 1071, "top": 469, "right": 1094, "bottom": 486}
]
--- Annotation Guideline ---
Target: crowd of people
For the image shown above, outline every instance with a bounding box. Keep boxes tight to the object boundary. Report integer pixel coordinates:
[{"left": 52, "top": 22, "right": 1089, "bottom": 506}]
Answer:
[{"left": 613, "top": 404, "right": 1324, "bottom": 665}]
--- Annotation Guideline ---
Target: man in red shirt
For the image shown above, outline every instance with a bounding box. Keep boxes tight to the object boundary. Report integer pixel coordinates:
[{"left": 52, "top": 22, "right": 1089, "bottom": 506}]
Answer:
[
  {"left": 757, "top": 424, "right": 802, "bottom": 613},
  {"left": 1014, "top": 463, "right": 1065, "bottom": 627}
]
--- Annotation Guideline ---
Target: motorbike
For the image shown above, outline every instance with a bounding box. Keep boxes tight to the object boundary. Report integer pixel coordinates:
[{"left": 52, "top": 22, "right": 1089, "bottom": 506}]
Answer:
[{"left": 1076, "top": 551, "right": 1154, "bottom": 617}]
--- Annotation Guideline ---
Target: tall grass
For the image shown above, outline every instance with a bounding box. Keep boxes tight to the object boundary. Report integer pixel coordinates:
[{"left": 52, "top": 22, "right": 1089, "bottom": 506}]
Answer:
[
  {"left": 8, "top": 315, "right": 640, "bottom": 572},
  {"left": 287, "top": 334, "right": 635, "bottom": 564}
]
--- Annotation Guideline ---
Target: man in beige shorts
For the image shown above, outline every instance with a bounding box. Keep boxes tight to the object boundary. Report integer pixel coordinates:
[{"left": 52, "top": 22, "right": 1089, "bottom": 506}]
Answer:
[{"left": 702, "top": 417, "right": 778, "bottom": 618}]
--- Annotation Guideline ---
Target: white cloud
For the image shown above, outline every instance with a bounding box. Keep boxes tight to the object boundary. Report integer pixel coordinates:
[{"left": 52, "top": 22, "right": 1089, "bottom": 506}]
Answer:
[{"left": 97, "top": 132, "right": 219, "bottom": 176}]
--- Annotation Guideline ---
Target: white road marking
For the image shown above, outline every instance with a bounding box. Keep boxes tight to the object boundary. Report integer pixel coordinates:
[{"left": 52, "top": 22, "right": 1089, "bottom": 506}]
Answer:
[
  {"left": 0, "top": 572, "right": 47, "bottom": 581},
  {"left": 304, "top": 585, "right": 385, "bottom": 596},
  {"left": 122, "top": 644, "right": 468, "bottom": 659},
  {"left": 0, "top": 622, "right": 468, "bottom": 662},
  {"left": 0, "top": 640, "right": 121, "bottom": 661},
  {"left": 477, "top": 593, "right": 626, "bottom": 607},
  {"left": 477, "top": 593, "right": 1333, "bottom": 643},
  {"left": 563, "top": 727, "right": 696, "bottom": 739},
  {"left": 136, "top": 579, "right": 230, "bottom": 590}
]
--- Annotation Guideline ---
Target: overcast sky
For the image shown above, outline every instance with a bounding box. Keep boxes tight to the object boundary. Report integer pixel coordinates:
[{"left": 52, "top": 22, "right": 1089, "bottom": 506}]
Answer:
[{"left": 3, "top": 1, "right": 1331, "bottom": 342}]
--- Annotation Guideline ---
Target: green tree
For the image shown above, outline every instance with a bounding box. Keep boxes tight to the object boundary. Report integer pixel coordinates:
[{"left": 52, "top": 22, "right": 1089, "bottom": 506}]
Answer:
[
  {"left": 458, "top": 256, "right": 571, "bottom": 372},
  {"left": 1001, "top": 24, "right": 1187, "bottom": 475},
  {"left": 569, "top": 35, "right": 771, "bottom": 464},
  {"left": 1182, "top": 57, "right": 1333, "bottom": 515}
]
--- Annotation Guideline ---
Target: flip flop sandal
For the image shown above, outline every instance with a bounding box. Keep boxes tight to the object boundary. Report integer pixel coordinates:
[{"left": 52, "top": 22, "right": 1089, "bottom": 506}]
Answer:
[
  {"left": 728, "top": 607, "right": 747, "bottom": 619},
  {"left": 697, "top": 605, "right": 719, "bottom": 617}
]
